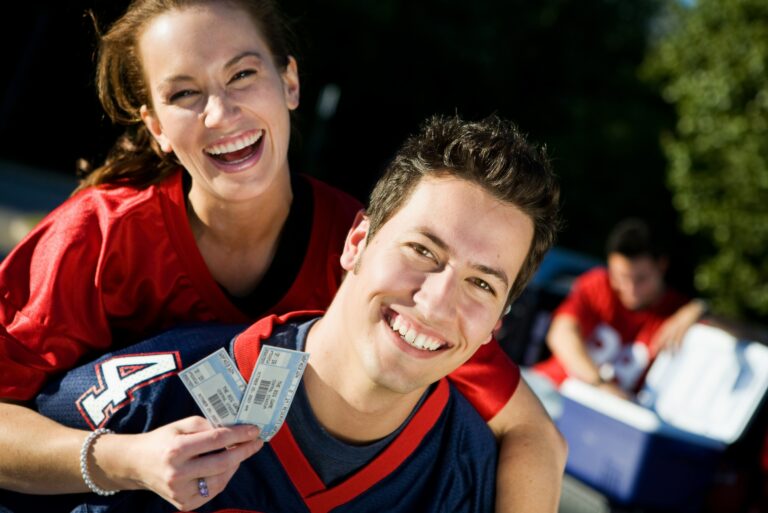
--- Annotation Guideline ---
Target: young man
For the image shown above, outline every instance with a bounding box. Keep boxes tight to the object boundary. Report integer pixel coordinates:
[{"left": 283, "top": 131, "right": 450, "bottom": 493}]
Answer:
[
  {"left": 534, "top": 218, "right": 706, "bottom": 397},
  {"left": 1, "top": 115, "right": 564, "bottom": 513}
]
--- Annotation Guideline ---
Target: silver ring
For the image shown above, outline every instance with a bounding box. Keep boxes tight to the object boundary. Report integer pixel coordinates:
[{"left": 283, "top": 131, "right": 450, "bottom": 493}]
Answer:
[{"left": 197, "top": 477, "right": 209, "bottom": 498}]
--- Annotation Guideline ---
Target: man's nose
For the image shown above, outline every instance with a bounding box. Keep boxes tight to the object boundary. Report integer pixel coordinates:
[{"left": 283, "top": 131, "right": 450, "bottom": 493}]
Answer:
[{"left": 413, "top": 267, "right": 459, "bottom": 322}]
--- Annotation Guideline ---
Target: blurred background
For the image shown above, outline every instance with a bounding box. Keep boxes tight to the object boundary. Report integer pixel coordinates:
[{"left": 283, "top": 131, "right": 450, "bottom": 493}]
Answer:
[{"left": 1, "top": 1, "right": 767, "bottom": 511}]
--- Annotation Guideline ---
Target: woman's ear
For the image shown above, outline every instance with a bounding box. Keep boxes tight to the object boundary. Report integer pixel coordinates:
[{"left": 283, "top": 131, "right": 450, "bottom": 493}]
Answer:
[
  {"left": 282, "top": 56, "right": 300, "bottom": 111},
  {"left": 140, "top": 105, "right": 173, "bottom": 153},
  {"left": 340, "top": 210, "right": 369, "bottom": 272}
]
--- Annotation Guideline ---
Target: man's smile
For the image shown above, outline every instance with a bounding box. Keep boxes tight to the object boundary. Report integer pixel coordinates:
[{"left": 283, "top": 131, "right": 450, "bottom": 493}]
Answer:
[{"left": 384, "top": 308, "right": 450, "bottom": 352}]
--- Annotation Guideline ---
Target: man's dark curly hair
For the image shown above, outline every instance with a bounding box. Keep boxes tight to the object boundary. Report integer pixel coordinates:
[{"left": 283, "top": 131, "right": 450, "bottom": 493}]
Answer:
[{"left": 366, "top": 114, "right": 561, "bottom": 304}]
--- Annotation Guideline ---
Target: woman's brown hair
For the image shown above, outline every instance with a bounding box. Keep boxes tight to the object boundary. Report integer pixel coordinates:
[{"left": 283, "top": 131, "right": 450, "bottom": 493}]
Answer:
[{"left": 76, "top": 0, "right": 295, "bottom": 193}]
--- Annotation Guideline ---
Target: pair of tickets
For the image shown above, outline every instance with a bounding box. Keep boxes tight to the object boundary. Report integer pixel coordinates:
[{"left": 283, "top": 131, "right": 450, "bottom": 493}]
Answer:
[{"left": 179, "top": 346, "right": 309, "bottom": 441}]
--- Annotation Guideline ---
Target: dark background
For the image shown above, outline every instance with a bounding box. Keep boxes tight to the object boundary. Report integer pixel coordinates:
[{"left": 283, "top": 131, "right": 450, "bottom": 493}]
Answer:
[{"left": 0, "top": 0, "right": 698, "bottom": 290}]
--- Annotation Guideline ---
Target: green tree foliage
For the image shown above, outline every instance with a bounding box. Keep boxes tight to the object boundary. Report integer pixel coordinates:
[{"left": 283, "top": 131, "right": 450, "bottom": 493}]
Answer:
[{"left": 643, "top": 0, "right": 768, "bottom": 319}]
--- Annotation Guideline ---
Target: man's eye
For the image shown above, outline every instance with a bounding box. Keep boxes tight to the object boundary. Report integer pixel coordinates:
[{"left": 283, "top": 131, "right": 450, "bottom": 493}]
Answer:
[
  {"left": 470, "top": 277, "right": 496, "bottom": 296},
  {"left": 408, "top": 243, "right": 436, "bottom": 261}
]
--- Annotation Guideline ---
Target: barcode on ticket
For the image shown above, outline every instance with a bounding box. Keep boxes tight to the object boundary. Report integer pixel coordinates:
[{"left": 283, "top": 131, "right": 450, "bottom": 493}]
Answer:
[
  {"left": 179, "top": 348, "right": 246, "bottom": 427},
  {"left": 254, "top": 380, "right": 272, "bottom": 406},
  {"left": 208, "top": 391, "right": 230, "bottom": 419},
  {"left": 236, "top": 346, "right": 309, "bottom": 441}
]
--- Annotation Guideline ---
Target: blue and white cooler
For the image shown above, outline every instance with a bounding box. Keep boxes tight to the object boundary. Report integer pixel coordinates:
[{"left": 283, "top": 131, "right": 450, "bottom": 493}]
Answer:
[{"left": 556, "top": 323, "right": 768, "bottom": 511}]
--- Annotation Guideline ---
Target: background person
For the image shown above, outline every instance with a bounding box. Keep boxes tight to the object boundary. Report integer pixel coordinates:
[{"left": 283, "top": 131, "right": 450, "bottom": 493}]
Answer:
[
  {"left": 533, "top": 217, "right": 707, "bottom": 397},
  {"left": 0, "top": 1, "right": 565, "bottom": 506}
]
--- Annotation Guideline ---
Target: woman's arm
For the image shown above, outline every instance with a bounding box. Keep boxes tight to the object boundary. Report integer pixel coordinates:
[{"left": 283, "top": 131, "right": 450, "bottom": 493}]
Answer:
[
  {"left": 0, "top": 400, "right": 262, "bottom": 510},
  {"left": 488, "top": 380, "right": 567, "bottom": 513},
  {"left": 0, "top": 400, "right": 86, "bottom": 493}
]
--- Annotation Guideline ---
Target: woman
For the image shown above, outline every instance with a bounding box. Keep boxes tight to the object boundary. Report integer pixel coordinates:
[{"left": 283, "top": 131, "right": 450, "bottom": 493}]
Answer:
[{"left": 0, "top": 0, "right": 565, "bottom": 511}]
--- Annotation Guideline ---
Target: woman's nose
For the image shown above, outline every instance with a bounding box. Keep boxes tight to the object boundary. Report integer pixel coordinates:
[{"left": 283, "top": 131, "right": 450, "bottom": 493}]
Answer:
[{"left": 202, "top": 94, "right": 239, "bottom": 128}]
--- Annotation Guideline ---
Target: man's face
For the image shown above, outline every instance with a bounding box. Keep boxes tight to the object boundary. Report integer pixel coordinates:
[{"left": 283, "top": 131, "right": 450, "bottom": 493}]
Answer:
[
  {"left": 335, "top": 175, "right": 534, "bottom": 395},
  {"left": 607, "top": 253, "right": 667, "bottom": 311}
]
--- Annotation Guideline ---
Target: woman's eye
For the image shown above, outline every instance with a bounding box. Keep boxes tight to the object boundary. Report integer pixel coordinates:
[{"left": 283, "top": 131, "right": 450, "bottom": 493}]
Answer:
[
  {"left": 168, "top": 89, "right": 198, "bottom": 102},
  {"left": 230, "top": 69, "right": 256, "bottom": 83}
]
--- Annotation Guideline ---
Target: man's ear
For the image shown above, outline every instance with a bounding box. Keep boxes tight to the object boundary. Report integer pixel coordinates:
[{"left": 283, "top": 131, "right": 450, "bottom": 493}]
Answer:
[
  {"left": 140, "top": 105, "right": 173, "bottom": 153},
  {"left": 484, "top": 304, "right": 510, "bottom": 345},
  {"left": 483, "top": 318, "right": 504, "bottom": 345},
  {"left": 340, "top": 210, "right": 369, "bottom": 272}
]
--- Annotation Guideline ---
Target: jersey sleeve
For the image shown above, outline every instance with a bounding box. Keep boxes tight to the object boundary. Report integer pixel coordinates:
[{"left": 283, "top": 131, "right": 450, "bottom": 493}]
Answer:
[
  {"left": 446, "top": 339, "right": 520, "bottom": 421},
  {"left": 270, "top": 177, "right": 363, "bottom": 314},
  {"left": 552, "top": 268, "right": 603, "bottom": 336},
  {"left": 0, "top": 194, "right": 116, "bottom": 400},
  {"left": 34, "top": 324, "right": 244, "bottom": 432}
]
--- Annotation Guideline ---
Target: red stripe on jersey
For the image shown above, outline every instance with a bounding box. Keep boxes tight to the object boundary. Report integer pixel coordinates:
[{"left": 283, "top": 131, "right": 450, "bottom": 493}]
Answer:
[{"left": 270, "top": 379, "right": 450, "bottom": 513}]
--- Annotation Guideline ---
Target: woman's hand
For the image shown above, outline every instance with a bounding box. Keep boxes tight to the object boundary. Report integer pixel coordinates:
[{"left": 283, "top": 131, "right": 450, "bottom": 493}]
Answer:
[{"left": 96, "top": 416, "right": 263, "bottom": 511}]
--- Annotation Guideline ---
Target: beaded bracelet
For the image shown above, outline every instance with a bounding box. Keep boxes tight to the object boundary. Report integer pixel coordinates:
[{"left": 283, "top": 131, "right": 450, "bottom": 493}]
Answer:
[{"left": 80, "top": 428, "right": 119, "bottom": 496}]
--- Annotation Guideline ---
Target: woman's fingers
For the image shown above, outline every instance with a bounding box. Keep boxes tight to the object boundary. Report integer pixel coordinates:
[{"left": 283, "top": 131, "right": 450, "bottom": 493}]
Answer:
[{"left": 126, "top": 417, "right": 263, "bottom": 509}]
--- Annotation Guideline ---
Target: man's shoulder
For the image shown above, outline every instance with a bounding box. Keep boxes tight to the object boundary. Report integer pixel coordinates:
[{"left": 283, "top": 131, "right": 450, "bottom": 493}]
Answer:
[
  {"left": 658, "top": 286, "right": 692, "bottom": 314},
  {"left": 443, "top": 382, "right": 497, "bottom": 449},
  {"left": 412, "top": 382, "right": 497, "bottom": 509},
  {"left": 562, "top": 266, "right": 611, "bottom": 301},
  {"left": 552, "top": 267, "right": 613, "bottom": 321},
  {"left": 232, "top": 312, "right": 322, "bottom": 378},
  {"left": 34, "top": 322, "right": 245, "bottom": 431}
]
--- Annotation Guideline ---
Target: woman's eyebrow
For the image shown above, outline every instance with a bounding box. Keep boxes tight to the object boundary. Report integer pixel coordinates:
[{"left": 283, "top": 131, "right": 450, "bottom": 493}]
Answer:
[{"left": 224, "top": 51, "right": 264, "bottom": 69}]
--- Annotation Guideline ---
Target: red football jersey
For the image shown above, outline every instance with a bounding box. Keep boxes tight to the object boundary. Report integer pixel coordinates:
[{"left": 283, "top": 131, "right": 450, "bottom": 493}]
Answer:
[
  {"left": 0, "top": 171, "right": 518, "bottom": 420},
  {"left": 534, "top": 267, "right": 688, "bottom": 391}
]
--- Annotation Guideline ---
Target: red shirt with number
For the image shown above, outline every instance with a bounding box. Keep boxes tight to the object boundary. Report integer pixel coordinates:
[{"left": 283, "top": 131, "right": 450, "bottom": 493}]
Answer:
[{"left": 534, "top": 267, "right": 689, "bottom": 391}]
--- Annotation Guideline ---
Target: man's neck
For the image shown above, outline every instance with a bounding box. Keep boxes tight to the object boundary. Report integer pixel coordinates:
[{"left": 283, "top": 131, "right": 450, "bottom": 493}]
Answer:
[{"left": 302, "top": 317, "right": 426, "bottom": 444}]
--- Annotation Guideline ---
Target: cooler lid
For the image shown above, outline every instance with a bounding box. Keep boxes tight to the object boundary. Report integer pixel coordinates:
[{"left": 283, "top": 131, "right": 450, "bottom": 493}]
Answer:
[{"left": 640, "top": 323, "right": 768, "bottom": 444}]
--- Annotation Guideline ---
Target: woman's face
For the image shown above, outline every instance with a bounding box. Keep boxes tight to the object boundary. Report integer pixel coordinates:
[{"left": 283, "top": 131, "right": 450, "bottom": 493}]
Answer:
[{"left": 139, "top": 3, "right": 299, "bottom": 204}]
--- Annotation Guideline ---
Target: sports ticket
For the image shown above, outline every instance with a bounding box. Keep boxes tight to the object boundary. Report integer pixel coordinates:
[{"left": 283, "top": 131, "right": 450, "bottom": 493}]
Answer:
[
  {"left": 235, "top": 346, "right": 310, "bottom": 441},
  {"left": 180, "top": 345, "right": 309, "bottom": 441},
  {"left": 179, "top": 348, "right": 246, "bottom": 427}
]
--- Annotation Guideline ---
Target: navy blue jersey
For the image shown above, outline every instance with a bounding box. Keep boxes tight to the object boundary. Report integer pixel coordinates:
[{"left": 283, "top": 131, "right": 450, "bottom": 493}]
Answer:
[{"left": 0, "top": 314, "right": 497, "bottom": 513}]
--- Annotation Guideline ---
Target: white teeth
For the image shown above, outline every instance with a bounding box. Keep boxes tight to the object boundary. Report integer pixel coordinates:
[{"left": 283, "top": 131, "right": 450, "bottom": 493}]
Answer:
[
  {"left": 387, "top": 313, "right": 443, "bottom": 352},
  {"left": 414, "top": 334, "right": 428, "bottom": 349},
  {"left": 206, "top": 131, "right": 263, "bottom": 155}
]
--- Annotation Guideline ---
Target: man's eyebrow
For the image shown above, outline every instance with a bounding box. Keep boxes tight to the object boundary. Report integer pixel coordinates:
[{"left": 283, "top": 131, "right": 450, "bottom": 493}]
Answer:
[
  {"left": 421, "top": 230, "right": 449, "bottom": 251},
  {"left": 159, "top": 51, "right": 263, "bottom": 85},
  {"left": 474, "top": 263, "right": 510, "bottom": 290},
  {"left": 419, "top": 229, "right": 510, "bottom": 289}
]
